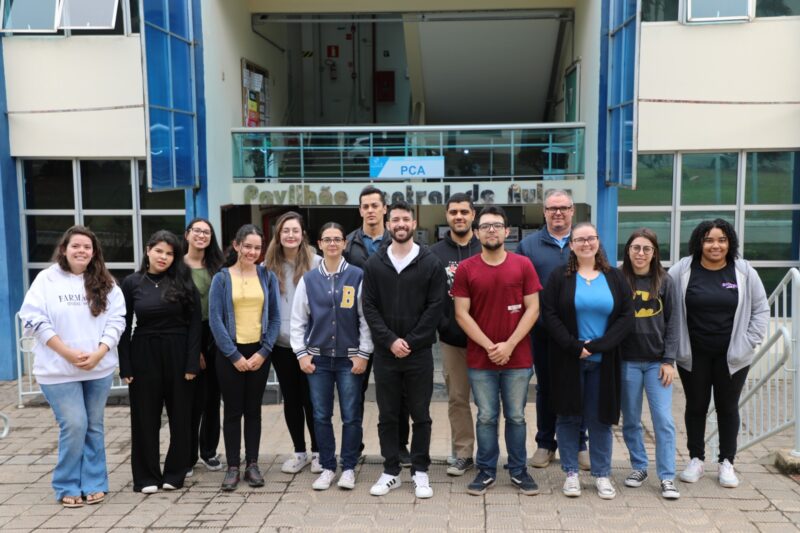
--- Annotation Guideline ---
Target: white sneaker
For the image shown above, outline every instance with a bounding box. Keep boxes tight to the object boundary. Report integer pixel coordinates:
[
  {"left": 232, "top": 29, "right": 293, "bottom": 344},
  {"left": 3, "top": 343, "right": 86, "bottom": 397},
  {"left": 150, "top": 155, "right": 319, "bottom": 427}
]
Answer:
[
  {"left": 679, "top": 458, "right": 704, "bottom": 483},
  {"left": 185, "top": 468, "right": 194, "bottom": 478},
  {"left": 141, "top": 485, "right": 158, "bottom": 494},
  {"left": 413, "top": 471, "right": 433, "bottom": 499},
  {"left": 595, "top": 477, "right": 616, "bottom": 500},
  {"left": 162, "top": 483, "right": 178, "bottom": 491},
  {"left": 337, "top": 469, "right": 356, "bottom": 490},
  {"left": 562, "top": 472, "right": 581, "bottom": 497},
  {"left": 718, "top": 459, "right": 739, "bottom": 488},
  {"left": 370, "top": 473, "right": 402, "bottom": 496},
  {"left": 312, "top": 469, "right": 337, "bottom": 491},
  {"left": 281, "top": 452, "right": 310, "bottom": 474},
  {"left": 310, "top": 452, "right": 323, "bottom": 474}
]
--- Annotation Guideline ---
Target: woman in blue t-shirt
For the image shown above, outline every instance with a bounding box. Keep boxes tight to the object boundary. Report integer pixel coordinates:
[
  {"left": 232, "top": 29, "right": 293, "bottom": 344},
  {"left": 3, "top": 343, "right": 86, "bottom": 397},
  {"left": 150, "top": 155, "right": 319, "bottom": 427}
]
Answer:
[
  {"left": 290, "top": 222, "right": 373, "bottom": 492},
  {"left": 541, "top": 222, "right": 633, "bottom": 500}
]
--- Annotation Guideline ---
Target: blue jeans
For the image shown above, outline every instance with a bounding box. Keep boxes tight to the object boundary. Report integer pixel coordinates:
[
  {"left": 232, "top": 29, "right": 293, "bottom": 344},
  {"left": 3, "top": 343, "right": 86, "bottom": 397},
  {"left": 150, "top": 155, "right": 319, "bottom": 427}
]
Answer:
[
  {"left": 40, "top": 374, "right": 114, "bottom": 500},
  {"left": 307, "top": 356, "right": 365, "bottom": 471},
  {"left": 468, "top": 367, "right": 533, "bottom": 478},
  {"left": 556, "top": 360, "right": 612, "bottom": 477},
  {"left": 621, "top": 361, "right": 676, "bottom": 480}
]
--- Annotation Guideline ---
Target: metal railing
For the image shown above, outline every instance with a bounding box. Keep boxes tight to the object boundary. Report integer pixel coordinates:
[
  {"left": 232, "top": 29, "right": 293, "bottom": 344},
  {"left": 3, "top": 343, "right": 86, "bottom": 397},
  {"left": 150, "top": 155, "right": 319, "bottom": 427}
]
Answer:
[
  {"left": 704, "top": 268, "right": 800, "bottom": 458},
  {"left": 232, "top": 123, "right": 585, "bottom": 182},
  {"left": 14, "top": 313, "right": 281, "bottom": 408}
]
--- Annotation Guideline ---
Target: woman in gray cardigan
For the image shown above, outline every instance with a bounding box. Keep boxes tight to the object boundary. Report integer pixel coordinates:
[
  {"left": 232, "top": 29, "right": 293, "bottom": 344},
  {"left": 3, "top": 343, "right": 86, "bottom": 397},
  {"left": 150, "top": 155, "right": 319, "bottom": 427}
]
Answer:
[{"left": 668, "top": 219, "right": 768, "bottom": 489}]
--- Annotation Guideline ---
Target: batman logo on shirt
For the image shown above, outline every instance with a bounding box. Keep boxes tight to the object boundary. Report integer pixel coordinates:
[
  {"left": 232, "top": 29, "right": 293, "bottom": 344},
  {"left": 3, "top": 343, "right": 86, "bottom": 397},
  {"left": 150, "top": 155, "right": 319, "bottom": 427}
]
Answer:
[{"left": 633, "top": 290, "right": 663, "bottom": 318}]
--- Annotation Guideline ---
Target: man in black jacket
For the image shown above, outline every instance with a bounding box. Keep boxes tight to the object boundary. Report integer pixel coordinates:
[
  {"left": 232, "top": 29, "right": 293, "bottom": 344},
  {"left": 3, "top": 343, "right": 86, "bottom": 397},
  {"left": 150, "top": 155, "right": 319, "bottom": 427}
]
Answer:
[
  {"left": 430, "top": 193, "right": 481, "bottom": 477},
  {"left": 363, "top": 201, "right": 445, "bottom": 499}
]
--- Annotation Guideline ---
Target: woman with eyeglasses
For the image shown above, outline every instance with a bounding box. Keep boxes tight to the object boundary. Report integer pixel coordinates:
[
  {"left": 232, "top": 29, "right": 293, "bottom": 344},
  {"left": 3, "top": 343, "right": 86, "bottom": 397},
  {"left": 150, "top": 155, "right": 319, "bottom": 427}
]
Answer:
[
  {"left": 290, "top": 222, "right": 372, "bottom": 491},
  {"left": 264, "top": 212, "right": 322, "bottom": 475},
  {"left": 209, "top": 224, "right": 280, "bottom": 491},
  {"left": 119, "top": 230, "right": 201, "bottom": 494},
  {"left": 619, "top": 229, "right": 680, "bottom": 499},
  {"left": 668, "top": 219, "right": 768, "bottom": 488},
  {"left": 541, "top": 223, "right": 633, "bottom": 500},
  {"left": 183, "top": 218, "right": 225, "bottom": 474}
]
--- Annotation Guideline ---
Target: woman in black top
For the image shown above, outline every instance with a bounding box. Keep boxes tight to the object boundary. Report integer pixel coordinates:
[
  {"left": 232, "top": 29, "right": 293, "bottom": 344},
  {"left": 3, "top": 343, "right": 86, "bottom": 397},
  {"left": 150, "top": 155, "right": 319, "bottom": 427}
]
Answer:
[{"left": 119, "top": 230, "right": 201, "bottom": 494}]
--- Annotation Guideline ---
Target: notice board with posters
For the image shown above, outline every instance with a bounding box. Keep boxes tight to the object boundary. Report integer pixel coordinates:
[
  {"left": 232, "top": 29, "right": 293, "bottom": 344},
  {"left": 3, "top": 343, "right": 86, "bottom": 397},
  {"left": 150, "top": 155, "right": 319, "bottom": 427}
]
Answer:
[{"left": 241, "top": 59, "right": 270, "bottom": 127}]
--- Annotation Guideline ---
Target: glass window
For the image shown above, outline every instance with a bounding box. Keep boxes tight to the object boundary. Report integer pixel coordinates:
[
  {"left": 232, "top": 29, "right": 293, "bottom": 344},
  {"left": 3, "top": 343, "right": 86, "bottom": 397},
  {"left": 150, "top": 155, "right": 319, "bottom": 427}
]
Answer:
[
  {"left": 109, "top": 269, "right": 134, "bottom": 284},
  {"left": 142, "top": 0, "right": 165, "bottom": 29},
  {"left": 137, "top": 162, "right": 185, "bottom": 209},
  {"left": 70, "top": 0, "right": 123, "bottom": 35},
  {"left": 617, "top": 212, "right": 672, "bottom": 262},
  {"left": 1, "top": 0, "right": 59, "bottom": 32},
  {"left": 170, "top": 38, "right": 192, "bottom": 112},
  {"left": 145, "top": 28, "right": 169, "bottom": 107},
  {"left": 754, "top": 267, "right": 792, "bottom": 301},
  {"left": 24, "top": 160, "right": 74, "bottom": 210},
  {"left": 149, "top": 108, "right": 173, "bottom": 188},
  {"left": 756, "top": 0, "right": 800, "bottom": 16},
  {"left": 26, "top": 215, "right": 75, "bottom": 262},
  {"left": 80, "top": 160, "right": 132, "bottom": 210},
  {"left": 680, "top": 153, "right": 738, "bottom": 206},
  {"left": 130, "top": 0, "right": 140, "bottom": 33},
  {"left": 168, "top": 0, "right": 188, "bottom": 38},
  {"left": 687, "top": 0, "right": 752, "bottom": 21},
  {"left": 173, "top": 112, "right": 195, "bottom": 187},
  {"left": 619, "top": 154, "right": 674, "bottom": 206},
  {"left": 59, "top": 0, "right": 119, "bottom": 29},
  {"left": 745, "top": 151, "right": 799, "bottom": 205},
  {"left": 743, "top": 210, "right": 800, "bottom": 261},
  {"left": 141, "top": 215, "right": 185, "bottom": 244},
  {"left": 83, "top": 215, "right": 134, "bottom": 262},
  {"left": 642, "top": 0, "right": 680, "bottom": 20},
  {"left": 679, "top": 211, "right": 735, "bottom": 257}
]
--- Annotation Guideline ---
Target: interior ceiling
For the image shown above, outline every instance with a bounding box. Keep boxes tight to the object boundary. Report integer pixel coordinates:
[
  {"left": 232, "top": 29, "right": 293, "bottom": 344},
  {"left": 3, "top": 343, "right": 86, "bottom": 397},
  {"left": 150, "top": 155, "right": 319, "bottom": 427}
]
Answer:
[{"left": 418, "top": 18, "right": 560, "bottom": 124}]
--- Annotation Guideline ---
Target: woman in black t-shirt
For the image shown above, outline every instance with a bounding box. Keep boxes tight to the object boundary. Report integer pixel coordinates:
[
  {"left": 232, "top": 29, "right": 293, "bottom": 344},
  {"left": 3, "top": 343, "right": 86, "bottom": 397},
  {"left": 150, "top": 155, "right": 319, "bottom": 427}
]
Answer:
[{"left": 668, "top": 219, "right": 768, "bottom": 490}]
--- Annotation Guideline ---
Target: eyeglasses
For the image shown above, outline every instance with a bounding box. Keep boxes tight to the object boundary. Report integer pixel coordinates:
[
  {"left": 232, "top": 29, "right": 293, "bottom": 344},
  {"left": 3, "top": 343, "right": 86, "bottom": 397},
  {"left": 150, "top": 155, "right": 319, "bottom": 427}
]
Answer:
[
  {"left": 544, "top": 205, "right": 573, "bottom": 214},
  {"left": 320, "top": 237, "right": 344, "bottom": 245},
  {"left": 572, "top": 235, "right": 598, "bottom": 245},
  {"left": 280, "top": 227, "right": 301, "bottom": 235},
  {"left": 190, "top": 227, "right": 211, "bottom": 237},
  {"left": 630, "top": 244, "right": 654, "bottom": 255},
  {"left": 478, "top": 222, "right": 506, "bottom": 232}
]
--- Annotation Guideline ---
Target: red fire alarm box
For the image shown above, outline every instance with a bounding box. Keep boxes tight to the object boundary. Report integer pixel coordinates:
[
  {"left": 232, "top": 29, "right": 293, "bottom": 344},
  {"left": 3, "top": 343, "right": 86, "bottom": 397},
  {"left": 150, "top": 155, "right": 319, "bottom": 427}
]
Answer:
[{"left": 374, "top": 71, "right": 395, "bottom": 103}]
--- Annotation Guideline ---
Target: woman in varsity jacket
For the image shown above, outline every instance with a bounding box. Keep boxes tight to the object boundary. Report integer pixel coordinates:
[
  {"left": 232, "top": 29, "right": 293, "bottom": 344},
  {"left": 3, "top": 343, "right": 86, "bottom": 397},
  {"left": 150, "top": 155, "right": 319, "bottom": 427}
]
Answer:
[{"left": 290, "top": 222, "right": 373, "bottom": 492}]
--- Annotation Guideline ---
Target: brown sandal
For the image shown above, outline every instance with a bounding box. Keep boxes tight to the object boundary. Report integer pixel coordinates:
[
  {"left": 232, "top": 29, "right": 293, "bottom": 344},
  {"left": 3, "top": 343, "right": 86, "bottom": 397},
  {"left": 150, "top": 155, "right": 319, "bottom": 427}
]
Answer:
[
  {"left": 86, "top": 492, "right": 105, "bottom": 505},
  {"left": 61, "top": 495, "right": 84, "bottom": 508}
]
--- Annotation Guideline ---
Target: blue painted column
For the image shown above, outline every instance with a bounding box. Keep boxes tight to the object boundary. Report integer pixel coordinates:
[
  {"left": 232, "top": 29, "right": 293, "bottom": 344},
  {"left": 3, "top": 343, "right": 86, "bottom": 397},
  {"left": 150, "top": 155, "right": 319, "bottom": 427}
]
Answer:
[
  {"left": 0, "top": 38, "right": 23, "bottom": 380},
  {"left": 596, "top": 0, "right": 618, "bottom": 260},
  {"left": 186, "top": 0, "right": 208, "bottom": 223}
]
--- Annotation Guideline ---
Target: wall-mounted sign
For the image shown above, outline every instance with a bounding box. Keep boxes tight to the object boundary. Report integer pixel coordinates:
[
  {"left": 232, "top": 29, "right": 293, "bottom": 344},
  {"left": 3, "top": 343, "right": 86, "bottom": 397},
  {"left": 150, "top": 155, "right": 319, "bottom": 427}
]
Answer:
[{"left": 370, "top": 156, "right": 445, "bottom": 179}]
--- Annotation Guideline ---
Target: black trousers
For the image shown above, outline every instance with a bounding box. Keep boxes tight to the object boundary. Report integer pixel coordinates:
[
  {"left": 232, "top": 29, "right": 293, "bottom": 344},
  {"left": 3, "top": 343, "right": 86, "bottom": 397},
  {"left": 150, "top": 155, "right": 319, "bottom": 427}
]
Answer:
[
  {"left": 216, "top": 343, "right": 271, "bottom": 467},
  {"left": 678, "top": 345, "right": 749, "bottom": 464},
  {"left": 373, "top": 349, "right": 433, "bottom": 475},
  {"left": 271, "top": 345, "right": 318, "bottom": 453},
  {"left": 129, "top": 334, "right": 194, "bottom": 491},
  {"left": 189, "top": 321, "right": 222, "bottom": 465},
  {"left": 363, "top": 355, "right": 410, "bottom": 450}
]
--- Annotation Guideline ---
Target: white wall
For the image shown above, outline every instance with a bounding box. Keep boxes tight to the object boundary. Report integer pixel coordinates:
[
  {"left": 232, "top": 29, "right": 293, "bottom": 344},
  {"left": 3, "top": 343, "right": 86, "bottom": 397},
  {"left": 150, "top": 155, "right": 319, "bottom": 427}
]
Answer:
[
  {"left": 638, "top": 18, "right": 800, "bottom": 152},
  {"left": 4, "top": 36, "right": 145, "bottom": 157},
  {"left": 201, "top": 0, "right": 290, "bottom": 230}
]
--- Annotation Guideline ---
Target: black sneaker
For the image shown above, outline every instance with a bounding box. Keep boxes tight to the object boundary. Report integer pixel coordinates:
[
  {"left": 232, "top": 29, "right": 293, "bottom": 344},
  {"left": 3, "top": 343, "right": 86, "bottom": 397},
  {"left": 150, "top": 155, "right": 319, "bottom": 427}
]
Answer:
[
  {"left": 398, "top": 447, "right": 412, "bottom": 468},
  {"left": 467, "top": 471, "right": 496, "bottom": 496},
  {"left": 201, "top": 455, "right": 223, "bottom": 471},
  {"left": 221, "top": 467, "right": 240, "bottom": 491},
  {"left": 661, "top": 479, "right": 680, "bottom": 499},
  {"left": 447, "top": 457, "right": 475, "bottom": 477},
  {"left": 510, "top": 470, "right": 540, "bottom": 496},
  {"left": 624, "top": 470, "right": 648, "bottom": 488},
  {"left": 244, "top": 463, "right": 265, "bottom": 487}
]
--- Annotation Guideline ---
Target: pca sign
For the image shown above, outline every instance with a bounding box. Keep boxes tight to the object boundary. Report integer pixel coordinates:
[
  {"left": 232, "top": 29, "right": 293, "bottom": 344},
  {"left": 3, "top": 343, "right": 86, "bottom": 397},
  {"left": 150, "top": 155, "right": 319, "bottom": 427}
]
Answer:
[{"left": 370, "top": 156, "right": 445, "bottom": 179}]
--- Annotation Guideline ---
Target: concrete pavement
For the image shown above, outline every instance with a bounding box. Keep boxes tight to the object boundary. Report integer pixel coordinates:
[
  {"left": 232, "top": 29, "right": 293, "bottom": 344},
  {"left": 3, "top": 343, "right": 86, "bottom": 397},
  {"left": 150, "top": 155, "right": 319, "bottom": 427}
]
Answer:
[{"left": 0, "top": 378, "right": 798, "bottom": 532}]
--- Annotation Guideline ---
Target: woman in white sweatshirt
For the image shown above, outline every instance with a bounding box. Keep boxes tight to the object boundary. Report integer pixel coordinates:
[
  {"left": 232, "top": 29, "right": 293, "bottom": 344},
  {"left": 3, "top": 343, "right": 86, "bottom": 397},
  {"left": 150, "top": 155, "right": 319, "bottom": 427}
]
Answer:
[{"left": 19, "top": 226, "right": 126, "bottom": 508}]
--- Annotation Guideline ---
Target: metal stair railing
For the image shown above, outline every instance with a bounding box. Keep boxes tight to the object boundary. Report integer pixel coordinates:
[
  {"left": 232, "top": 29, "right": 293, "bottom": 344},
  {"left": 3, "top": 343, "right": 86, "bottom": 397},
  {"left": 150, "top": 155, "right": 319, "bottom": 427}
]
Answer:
[{"left": 704, "top": 268, "right": 800, "bottom": 459}]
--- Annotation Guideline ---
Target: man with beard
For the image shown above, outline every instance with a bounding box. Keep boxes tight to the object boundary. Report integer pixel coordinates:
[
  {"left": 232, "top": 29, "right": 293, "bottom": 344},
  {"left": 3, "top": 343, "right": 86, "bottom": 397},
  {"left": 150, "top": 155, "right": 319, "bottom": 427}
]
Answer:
[
  {"left": 430, "top": 193, "right": 481, "bottom": 476},
  {"left": 363, "top": 201, "right": 445, "bottom": 499},
  {"left": 453, "top": 205, "right": 542, "bottom": 496},
  {"left": 518, "top": 188, "right": 590, "bottom": 471}
]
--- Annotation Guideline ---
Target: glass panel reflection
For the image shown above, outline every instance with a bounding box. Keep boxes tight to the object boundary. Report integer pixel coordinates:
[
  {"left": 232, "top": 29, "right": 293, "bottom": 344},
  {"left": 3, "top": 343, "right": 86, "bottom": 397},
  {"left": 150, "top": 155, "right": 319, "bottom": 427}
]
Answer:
[
  {"left": 681, "top": 153, "right": 738, "bottom": 206},
  {"left": 83, "top": 215, "right": 134, "bottom": 262},
  {"left": 81, "top": 160, "right": 132, "bottom": 210},
  {"left": 24, "top": 160, "right": 74, "bottom": 210},
  {"left": 26, "top": 215, "right": 75, "bottom": 262},
  {"left": 745, "top": 151, "right": 799, "bottom": 205},
  {"left": 744, "top": 210, "right": 800, "bottom": 261}
]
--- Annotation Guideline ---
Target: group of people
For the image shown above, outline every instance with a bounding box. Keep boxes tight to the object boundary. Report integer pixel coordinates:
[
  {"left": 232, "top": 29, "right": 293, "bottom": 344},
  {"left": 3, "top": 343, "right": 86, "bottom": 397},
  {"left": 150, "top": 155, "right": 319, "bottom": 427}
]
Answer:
[{"left": 19, "top": 185, "right": 769, "bottom": 508}]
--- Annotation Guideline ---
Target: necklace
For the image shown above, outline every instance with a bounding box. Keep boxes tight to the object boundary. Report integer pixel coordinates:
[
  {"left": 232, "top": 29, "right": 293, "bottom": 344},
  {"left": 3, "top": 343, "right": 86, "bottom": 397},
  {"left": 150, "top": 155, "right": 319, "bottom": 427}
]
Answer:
[
  {"left": 578, "top": 272, "right": 598, "bottom": 286},
  {"left": 144, "top": 273, "right": 161, "bottom": 288}
]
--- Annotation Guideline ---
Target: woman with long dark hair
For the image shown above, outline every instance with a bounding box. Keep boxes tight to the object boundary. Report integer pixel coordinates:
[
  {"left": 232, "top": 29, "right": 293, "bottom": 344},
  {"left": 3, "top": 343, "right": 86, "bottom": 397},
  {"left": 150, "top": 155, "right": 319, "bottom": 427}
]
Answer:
[
  {"left": 619, "top": 228, "right": 680, "bottom": 499},
  {"left": 541, "top": 222, "right": 633, "bottom": 500},
  {"left": 20, "top": 226, "right": 126, "bottom": 507},
  {"left": 184, "top": 218, "right": 225, "bottom": 474},
  {"left": 290, "top": 222, "right": 372, "bottom": 491},
  {"left": 119, "top": 230, "right": 201, "bottom": 494},
  {"left": 209, "top": 224, "right": 280, "bottom": 491},
  {"left": 264, "top": 211, "right": 321, "bottom": 475},
  {"left": 668, "top": 219, "right": 768, "bottom": 488}
]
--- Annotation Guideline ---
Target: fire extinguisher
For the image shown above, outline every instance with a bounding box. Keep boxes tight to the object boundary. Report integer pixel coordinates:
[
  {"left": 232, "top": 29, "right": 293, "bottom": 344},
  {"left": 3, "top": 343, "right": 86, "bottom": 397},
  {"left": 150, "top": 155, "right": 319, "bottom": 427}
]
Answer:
[{"left": 324, "top": 59, "right": 338, "bottom": 81}]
